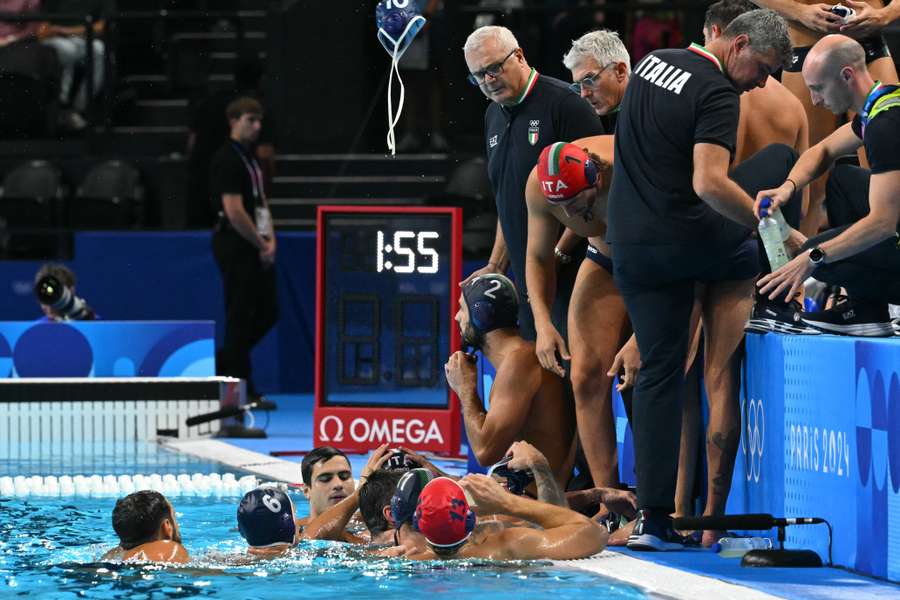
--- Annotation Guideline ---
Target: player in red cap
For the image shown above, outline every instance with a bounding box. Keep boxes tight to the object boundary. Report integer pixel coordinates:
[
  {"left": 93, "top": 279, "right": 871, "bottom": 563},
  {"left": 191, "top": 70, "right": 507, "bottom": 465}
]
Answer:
[
  {"left": 404, "top": 474, "right": 608, "bottom": 560},
  {"left": 526, "top": 135, "right": 634, "bottom": 490}
]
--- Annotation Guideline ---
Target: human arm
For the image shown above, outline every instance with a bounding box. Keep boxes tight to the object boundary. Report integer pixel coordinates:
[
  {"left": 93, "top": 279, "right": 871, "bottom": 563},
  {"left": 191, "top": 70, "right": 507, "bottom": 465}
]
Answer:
[
  {"left": 459, "top": 474, "right": 607, "bottom": 560},
  {"left": 222, "top": 194, "right": 269, "bottom": 249},
  {"left": 525, "top": 172, "right": 569, "bottom": 377},
  {"left": 753, "top": 122, "right": 863, "bottom": 217},
  {"left": 505, "top": 440, "right": 567, "bottom": 507},
  {"left": 693, "top": 143, "right": 759, "bottom": 229},
  {"left": 461, "top": 219, "right": 508, "bottom": 285},
  {"left": 759, "top": 169, "right": 900, "bottom": 300},
  {"left": 750, "top": 0, "right": 842, "bottom": 32},
  {"left": 445, "top": 351, "right": 536, "bottom": 466}
]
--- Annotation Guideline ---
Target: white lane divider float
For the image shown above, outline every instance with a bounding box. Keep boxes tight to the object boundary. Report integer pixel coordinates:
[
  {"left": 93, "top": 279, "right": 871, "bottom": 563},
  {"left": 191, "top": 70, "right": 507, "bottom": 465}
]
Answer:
[{"left": 0, "top": 472, "right": 259, "bottom": 498}]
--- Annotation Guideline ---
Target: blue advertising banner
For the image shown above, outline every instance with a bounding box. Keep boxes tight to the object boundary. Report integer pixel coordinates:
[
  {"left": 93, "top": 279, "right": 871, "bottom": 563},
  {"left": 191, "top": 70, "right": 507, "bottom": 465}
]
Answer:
[
  {"left": 0, "top": 321, "right": 215, "bottom": 378},
  {"left": 729, "top": 333, "right": 900, "bottom": 582}
]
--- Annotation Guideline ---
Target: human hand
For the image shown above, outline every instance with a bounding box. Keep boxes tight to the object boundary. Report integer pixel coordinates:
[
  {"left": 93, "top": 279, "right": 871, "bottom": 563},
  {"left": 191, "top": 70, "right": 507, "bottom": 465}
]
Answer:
[
  {"left": 757, "top": 250, "right": 815, "bottom": 301},
  {"left": 259, "top": 237, "right": 276, "bottom": 267},
  {"left": 797, "top": 3, "right": 843, "bottom": 33},
  {"left": 535, "top": 323, "right": 569, "bottom": 377},
  {"left": 505, "top": 440, "right": 548, "bottom": 472},
  {"left": 460, "top": 262, "right": 501, "bottom": 287},
  {"left": 359, "top": 443, "right": 392, "bottom": 483},
  {"left": 444, "top": 351, "right": 478, "bottom": 395},
  {"left": 753, "top": 183, "right": 794, "bottom": 219},
  {"left": 839, "top": 1, "right": 889, "bottom": 37},
  {"left": 607, "top": 335, "right": 640, "bottom": 391},
  {"left": 459, "top": 474, "right": 509, "bottom": 516},
  {"left": 597, "top": 487, "right": 638, "bottom": 519}
]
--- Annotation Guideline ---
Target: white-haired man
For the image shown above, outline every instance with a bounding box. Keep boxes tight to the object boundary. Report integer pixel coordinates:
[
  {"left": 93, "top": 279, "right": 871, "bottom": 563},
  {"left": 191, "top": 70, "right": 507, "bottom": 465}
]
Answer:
[
  {"left": 563, "top": 29, "right": 631, "bottom": 131},
  {"left": 461, "top": 25, "right": 604, "bottom": 343}
]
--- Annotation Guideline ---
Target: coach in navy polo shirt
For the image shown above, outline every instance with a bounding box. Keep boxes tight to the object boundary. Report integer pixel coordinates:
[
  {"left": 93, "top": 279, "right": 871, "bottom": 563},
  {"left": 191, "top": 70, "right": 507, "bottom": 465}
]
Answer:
[
  {"left": 462, "top": 26, "right": 604, "bottom": 341},
  {"left": 608, "top": 10, "right": 792, "bottom": 550}
]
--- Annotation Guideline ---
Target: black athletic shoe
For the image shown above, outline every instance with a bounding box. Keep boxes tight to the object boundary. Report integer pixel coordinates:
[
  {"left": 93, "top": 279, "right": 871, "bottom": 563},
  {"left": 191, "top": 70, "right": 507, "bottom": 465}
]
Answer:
[
  {"left": 626, "top": 509, "right": 686, "bottom": 551},
  {"left": 801, "top": 296, "right": 895, "bottom": 337},
  {"left": 745, "top": 298, "right": 822, "bottom": 335}
]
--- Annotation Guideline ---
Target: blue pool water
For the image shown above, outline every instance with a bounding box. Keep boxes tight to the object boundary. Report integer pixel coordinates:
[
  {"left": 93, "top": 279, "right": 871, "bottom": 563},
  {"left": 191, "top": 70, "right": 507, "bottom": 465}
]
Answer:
[{"left": 0, "top": 444, "right": 646, "bottom": 599}]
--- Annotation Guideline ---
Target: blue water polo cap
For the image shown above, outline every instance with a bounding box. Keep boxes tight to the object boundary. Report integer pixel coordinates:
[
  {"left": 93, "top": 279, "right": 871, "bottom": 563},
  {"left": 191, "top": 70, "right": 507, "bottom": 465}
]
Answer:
[
  {"left": 376, "top": 0, "right": 426, "bottom": 60},
  {"left": 462, "top": 273, "right": 519, "bottom": 335},
  {"left": 391, "top": 468, "right": 435, "bottom": 528},
  {"left": 237, "top": 485, "right": 297, "bottom": 548}
]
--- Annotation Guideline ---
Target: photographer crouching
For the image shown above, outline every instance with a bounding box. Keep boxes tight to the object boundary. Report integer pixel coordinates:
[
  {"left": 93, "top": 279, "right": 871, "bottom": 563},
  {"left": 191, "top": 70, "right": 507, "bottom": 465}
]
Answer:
[{"left": 34, "top": 263, "right": 97, "bottom": 322}]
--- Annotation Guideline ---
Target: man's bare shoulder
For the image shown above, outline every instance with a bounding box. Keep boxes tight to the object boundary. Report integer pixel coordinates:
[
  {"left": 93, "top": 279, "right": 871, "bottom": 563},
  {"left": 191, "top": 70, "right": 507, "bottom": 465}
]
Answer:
[{"left": 747, "top": 78, "right": 804, "bottom": 116}]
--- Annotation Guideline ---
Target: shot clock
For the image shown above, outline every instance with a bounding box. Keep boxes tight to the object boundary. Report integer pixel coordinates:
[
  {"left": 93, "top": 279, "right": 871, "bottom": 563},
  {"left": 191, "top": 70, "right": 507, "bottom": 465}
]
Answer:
[{"left": 314, "top": 206, "right": 463, "bottom": 454}]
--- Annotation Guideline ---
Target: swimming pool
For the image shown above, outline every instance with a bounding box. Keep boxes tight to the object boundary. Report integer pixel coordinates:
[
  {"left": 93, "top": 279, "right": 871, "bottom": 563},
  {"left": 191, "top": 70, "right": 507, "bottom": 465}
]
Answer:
[{"left": 0, "top": 444, "right": 647, "bottom": 599}]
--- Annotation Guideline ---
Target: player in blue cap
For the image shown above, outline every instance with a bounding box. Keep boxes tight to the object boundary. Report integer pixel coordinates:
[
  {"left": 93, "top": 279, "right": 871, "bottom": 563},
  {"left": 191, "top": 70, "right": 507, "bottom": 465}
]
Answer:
[
  {"left": 237, "top": 485, "right": 299, "bottom": 556},
  {"left": 445, "top": 273, "right": 575, "bottom": 487}
]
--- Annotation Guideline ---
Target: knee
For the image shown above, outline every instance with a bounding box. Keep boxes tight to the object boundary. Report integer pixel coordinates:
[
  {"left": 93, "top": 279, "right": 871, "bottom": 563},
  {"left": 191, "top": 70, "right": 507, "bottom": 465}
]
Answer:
[{"left": 571, "top": 361, "right": 610, "bottom": 401}]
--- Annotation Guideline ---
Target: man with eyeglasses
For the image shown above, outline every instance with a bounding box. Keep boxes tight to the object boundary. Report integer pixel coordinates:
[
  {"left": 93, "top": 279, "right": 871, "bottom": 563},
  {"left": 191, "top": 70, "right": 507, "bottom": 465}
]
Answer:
[
  {"left": 607, "top": 9, "right": 794, "bottom": 551},
  {"left": 563, "top": 30, "right": 631, "bottom": 133},
  {"left": 461, "top": 25, "right": 604, "bottom": 343}
]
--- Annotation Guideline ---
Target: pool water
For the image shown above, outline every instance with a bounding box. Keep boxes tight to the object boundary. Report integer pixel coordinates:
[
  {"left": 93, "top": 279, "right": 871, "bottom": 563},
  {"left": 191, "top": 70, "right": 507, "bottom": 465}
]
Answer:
[{"left": 0, "top": 445, "right": 647, "bottom": 599}]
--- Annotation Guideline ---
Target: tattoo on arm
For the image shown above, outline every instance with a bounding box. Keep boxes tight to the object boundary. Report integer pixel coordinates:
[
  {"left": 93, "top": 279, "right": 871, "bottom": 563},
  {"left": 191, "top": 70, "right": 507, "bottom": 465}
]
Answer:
[{"left": 532, "top": 461, "right": 567, "bottom": 507}]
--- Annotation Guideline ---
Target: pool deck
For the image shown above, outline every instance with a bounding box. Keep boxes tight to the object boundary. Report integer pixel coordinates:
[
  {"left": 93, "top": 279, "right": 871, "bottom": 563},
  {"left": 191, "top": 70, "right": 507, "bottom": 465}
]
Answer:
[{"left": 175, "top": 394, "right": 900, "bottom": 600}]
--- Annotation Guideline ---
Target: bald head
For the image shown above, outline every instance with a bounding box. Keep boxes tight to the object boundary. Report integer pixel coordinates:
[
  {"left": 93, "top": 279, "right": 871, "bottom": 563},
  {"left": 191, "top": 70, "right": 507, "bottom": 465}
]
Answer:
[
  {"left": 804, "top": 35, "right": 865, "bottom": 80},
  {"left": 802, "top": 34, "right": 873, "bottom": 115}
]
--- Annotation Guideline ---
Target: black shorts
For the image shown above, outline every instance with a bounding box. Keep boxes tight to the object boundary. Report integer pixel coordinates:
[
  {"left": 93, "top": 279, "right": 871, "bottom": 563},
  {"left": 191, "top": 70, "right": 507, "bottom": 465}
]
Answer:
[
  {"left": 695, "top": 237, "right": 760, "bottom": 282},
  {"left": 585, "top": 243, "right": 613, "bottom": 273},
  {"left": 785, "top": 35, "right": 891, "bottom": 72}
]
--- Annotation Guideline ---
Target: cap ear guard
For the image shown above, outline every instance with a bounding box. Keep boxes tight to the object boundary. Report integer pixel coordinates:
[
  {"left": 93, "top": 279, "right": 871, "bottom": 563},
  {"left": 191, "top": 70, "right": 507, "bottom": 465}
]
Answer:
[
  {"left": 584, "top": 158, "right": 598, "bottom": 188},
  {"left": 468, "top": 300, "right": 495, "bottom": 333}
]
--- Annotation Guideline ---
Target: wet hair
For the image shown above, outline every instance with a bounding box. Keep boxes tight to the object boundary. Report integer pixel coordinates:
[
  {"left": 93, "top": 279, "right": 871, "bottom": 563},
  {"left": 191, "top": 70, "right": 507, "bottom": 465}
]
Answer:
[
  {"left": 563, "top": 30, "right": 631, "bottom": 74},
  {"left": 358, "top": 470, "right": 404, "bottom": 536},
  {"left": 34, "top": 263, "right": 75, "bottom": 289},
  {"left": 723, "top": 9, "right": 792, "bottom": 69},
  {"left": 704, "top": 0, "right": 756, "bottom": 32},
  {"left": 111, "top": 491, "right": 172, "bottom": 550},
  {"left": 226, "top": 96, "right": 263, "bottom": 122},
  {"left": 301, "top": 446, "right": 350, "bottom": 485}
]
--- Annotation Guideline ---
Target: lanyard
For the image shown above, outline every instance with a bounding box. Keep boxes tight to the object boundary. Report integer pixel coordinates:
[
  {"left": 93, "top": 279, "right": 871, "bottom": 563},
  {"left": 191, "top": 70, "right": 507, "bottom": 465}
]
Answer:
[
  {"left": 231, "top": 142, "right": 265, "bottom": 204},
  {"left": 860, "top": 80, "right": 892, "bottom": 137}
]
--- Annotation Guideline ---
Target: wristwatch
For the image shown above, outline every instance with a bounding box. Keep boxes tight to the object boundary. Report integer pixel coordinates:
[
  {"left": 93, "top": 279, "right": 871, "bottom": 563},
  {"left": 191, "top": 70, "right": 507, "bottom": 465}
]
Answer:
[
  {"left": 554, "top": 247, "right": 572, "bottom": 264},
  {"left": 808, "top": 246, "right": 827, "bottom": 266}
]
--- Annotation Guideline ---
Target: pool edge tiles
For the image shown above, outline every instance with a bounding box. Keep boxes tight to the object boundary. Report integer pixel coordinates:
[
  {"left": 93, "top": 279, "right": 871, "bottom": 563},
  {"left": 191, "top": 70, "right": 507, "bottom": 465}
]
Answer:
[
  {"left": 555, "top": 551, "right": 778, "bottom": 600},
  {"left": 162, "top": 438, "right": 301, "bottom": 484}
]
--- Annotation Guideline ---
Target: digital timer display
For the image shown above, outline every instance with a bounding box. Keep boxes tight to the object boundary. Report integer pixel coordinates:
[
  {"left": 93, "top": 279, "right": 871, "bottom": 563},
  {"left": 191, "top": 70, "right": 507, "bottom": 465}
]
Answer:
[{"left": 320, "top": 212, "right": 456, "bottom": 408}]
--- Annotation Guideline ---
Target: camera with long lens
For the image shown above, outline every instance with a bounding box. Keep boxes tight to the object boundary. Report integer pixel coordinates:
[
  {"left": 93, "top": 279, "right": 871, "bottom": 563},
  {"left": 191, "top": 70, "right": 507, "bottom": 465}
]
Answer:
[{"left": 34, "top": 274, "right": 95, "bottom": 320}]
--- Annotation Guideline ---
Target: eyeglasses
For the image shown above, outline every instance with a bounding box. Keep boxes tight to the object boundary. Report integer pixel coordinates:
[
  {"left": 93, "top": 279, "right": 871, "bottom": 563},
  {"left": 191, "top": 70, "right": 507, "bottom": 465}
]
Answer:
[
  {"left": 467, "top": 48, "right": 517, "bottom": 86},
  {"left": 568, "top": 64, "right": 614, "bottom": 94}
]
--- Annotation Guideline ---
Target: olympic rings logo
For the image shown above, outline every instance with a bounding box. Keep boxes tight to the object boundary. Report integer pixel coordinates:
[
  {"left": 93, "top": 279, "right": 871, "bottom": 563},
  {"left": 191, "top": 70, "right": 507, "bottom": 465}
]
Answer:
[{"left": 742, "top": 398, "right": 765, "bottom": 483}]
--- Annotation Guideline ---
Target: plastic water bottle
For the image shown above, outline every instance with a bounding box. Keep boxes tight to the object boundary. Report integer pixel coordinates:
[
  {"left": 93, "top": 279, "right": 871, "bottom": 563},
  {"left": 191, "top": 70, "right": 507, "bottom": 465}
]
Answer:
[
  {"left": 758, "top": 198, "right": 789, "bottom": 271},
  {"left": 713, "top": 536, "right": 773, "bottom": 558},
  {"left": 758, "top": 197, "right": 790, "bottom": 240}
]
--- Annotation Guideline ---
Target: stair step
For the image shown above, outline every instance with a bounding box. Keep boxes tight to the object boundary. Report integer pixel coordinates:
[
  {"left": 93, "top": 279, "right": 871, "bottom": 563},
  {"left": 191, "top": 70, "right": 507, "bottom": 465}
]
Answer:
[
  {"left": 130, "top": 99, "right": 189, "bottom": 127},
  {"left": 268, "top": 175, "right": 445, "bottom": 198},
  {"left": 274, "top": 153, "right": 456, "bottom": 177},
  {"left": 269, "top": 196, "right": 427, "bottom": 226},
  {"left": 170, "top": 31, "right": 267, "bottom": 53}
]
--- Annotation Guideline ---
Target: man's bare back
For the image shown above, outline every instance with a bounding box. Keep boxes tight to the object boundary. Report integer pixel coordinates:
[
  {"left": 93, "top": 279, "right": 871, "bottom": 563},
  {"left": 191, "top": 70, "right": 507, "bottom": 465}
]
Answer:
[{"left": 736, "top": 78, "right": 808, "bottom": 163}]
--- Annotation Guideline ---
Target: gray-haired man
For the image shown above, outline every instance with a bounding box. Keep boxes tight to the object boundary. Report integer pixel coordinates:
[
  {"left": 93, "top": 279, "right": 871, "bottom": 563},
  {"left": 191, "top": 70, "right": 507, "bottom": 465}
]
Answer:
[
  {"left": 461, "top": 25, "right": 604, "bottom": 342},
  {"left": 564, "top": 30, "right": 631, "bottom": 131},
  {"left": 607, "top": 9, "right": 792, "bottom": 551}
]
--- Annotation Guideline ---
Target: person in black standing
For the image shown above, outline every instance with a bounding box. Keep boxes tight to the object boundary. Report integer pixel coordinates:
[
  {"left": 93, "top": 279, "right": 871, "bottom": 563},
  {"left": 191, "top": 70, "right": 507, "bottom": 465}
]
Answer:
[
  {"left": 607, "top": 9, "right": 793, "bottom": 550},
  {"left": 210, "top": 97, "right": 277, "bottom": 403},
  {"left": 461, "top": 25, "right": 604, "bottom": 342}
]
